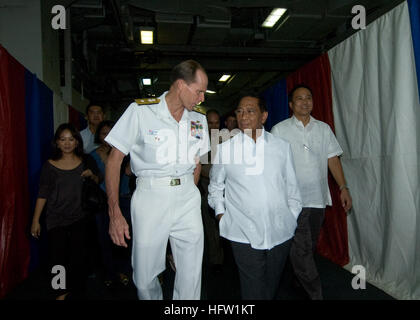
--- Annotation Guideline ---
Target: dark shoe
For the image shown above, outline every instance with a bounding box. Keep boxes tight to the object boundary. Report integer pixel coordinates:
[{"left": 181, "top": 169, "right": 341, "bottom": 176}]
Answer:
[
  {"left": 118, "top": 273, "right": 130, "bottom": 286},
  {"left": 104, "top": 279, "right": 113, "bottom": 288}
]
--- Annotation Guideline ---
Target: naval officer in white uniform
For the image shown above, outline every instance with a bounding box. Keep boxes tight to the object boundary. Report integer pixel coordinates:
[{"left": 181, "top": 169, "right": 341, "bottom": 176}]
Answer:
[{"left": 104, "top": 60, "right": 210, "bottom": 300}]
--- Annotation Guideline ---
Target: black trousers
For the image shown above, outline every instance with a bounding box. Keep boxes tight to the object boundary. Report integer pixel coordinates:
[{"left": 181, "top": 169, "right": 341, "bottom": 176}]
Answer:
[
  {"left": 201, "top": 201, "right": 224, "bottom": 266},
  {"left": 230, "top": 239, "right": 291, "bottom": 300},
  {"left": 290, "top": 207, "right": 325, "bottom": 300},
  {"left": 48, "top": 218, "right": 88, "bottom": 298}
]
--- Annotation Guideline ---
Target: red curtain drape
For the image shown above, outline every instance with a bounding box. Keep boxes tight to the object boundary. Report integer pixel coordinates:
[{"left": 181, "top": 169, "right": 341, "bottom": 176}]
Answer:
[
  {"left": 286, "top": 53, "right": 349, "bottom": 266},
  {"left": 68, "top": 105, "right": 83, "bottom": 130},
  {"left": 0, "top": 46, "right": 31, "bottom": 298}
]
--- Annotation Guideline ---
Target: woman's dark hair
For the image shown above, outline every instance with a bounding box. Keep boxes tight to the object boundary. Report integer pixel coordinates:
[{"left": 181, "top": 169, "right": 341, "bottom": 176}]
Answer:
[
  {"left": 94, "top": 120, "right": 115, "bottom": 144},
  {"left": 51, "top": 123, "right": 84, "bottom": 160}
]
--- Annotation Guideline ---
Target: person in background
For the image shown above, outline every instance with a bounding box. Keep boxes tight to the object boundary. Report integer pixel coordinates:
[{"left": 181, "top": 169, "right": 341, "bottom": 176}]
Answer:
[
  {"left": 271, "top": 84, "right": 352, "bottom": 300},
  {"left": 79, "top": 103, "right": 105, "bottom": 279},
  {"left": 224, "top": 112, "right": 238, "bottom": 132},
  {"left": 90, "top": 120, "right": 132, "bottom": 288},
  {"left": 80, "top": 103, "right": 105, "bottom": 154},
  {"left": 30, "top": 123, "right": 101, "bottom": 300},
  {"left": 199, "top": 109, "right": 224, "bottom": 274}
]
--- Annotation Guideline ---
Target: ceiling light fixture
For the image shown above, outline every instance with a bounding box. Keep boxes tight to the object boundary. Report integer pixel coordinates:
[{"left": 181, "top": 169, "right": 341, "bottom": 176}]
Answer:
[
  {"left": 218, "top": 74, "right": 231, "bottom": 82},
  {"left": 262, "top": 8, "right": 287, "bottom": 28},
  {"left": 142, "top": 78, "right": 152, "bottom": 85},
  {"left": 206, "top": 90, "right": 216, "bottom": 94},
  {"left": 140, "top": 30, "right": 154, "bottom": 44}
]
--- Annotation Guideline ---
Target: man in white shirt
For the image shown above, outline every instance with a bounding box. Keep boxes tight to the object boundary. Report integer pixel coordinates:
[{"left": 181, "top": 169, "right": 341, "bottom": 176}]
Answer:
[
  {"left": 208, "top": 94, "right": 302, "bottom": 299},
  {"left": 104, "top": 60, "right": 210, "bottom": 300},
  {"left": 80, "top": 103, "right": 105, "bottom": 153},
  {"left": 271, "top": 84, "right": 352, "bottom": 300}
]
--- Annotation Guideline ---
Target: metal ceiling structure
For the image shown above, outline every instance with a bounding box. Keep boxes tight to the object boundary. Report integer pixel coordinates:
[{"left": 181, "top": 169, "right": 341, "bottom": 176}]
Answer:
[{"left": 64, "top": 0, "right": 404, "bottom": 114}]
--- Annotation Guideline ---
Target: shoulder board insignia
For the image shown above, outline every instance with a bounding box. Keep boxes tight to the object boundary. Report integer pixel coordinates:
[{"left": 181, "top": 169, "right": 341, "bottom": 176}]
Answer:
[
  {"left": 193, "top": 105, "right": 206, "bottom": 115},
  {"left": 134, "top": 98, "right": 160, "bottom": 105}
]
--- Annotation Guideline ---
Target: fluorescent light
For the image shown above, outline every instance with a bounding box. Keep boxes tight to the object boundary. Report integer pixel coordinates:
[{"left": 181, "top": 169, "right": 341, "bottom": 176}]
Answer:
[
  {"left": 206, "top": 90, "right": 216, "bottom": 94},
  {"left": 140, "top": 30, "right": 153, "bottom": 44},
  {"left": 272, "top": 8, "right": 287, "bottom": 16},
  {"left": 219, "top": 74, "right": 231, "bottom": 82},
  {"left": 262, "top": 8, "right": 287, "bottom": 28},
  {"left": 142, "top": 78, "right": 151, "bottom": 85}
]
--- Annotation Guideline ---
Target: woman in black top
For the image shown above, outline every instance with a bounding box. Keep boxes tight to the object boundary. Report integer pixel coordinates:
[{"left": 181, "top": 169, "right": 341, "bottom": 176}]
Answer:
[{"left": 30, "top": 123, "right": 100, "bottom": 300}]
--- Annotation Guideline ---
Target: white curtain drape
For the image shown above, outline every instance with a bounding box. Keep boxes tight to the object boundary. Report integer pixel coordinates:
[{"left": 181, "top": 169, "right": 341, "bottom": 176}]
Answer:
[{"left": 328, "top": 1, "right": 420, "bottom": 299}]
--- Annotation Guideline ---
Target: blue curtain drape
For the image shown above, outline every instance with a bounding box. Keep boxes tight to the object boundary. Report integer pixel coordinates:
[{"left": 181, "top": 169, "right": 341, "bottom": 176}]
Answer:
[
  {"left": 261, "top": 79, "right": 289, "bottom": 131},
  {"left": 25, "top": 71, "right": 54, "bottom": 272},
  {"left": 408, "top": 0, "right": 420, "bottom": 100},
  {"left": 25, "top": 71, "right": 54, "bottom": 212}
]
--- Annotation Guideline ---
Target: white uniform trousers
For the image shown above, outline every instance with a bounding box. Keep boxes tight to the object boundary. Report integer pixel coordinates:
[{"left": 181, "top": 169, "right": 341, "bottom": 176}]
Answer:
[{"left": 131, "top": 174, "right": 204, "bottom": 300}]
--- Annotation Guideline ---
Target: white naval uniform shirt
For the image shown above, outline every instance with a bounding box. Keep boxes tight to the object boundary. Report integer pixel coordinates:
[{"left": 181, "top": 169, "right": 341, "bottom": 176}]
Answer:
[
  {"left": 104, "top": 92, "right": 210, "bottom": 178},
  {"left": 208, "top": 129, "right": 302, "bottom": 250},
  {"left": 80, "top": 127, "right": 98, "bottom": 154},
  {"left": 271, "top": 115, "right": 343, "bottom": 208}
]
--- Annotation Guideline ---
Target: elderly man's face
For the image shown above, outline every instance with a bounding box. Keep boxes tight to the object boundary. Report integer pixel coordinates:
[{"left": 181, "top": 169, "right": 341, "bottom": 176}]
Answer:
[
  {"left": 180, "top": 69, "right": 208, "bottom": 111},
  {"left": 289, "top": 87, "right": 313, "bottom": 118},
  {"left": 235, "top": 96, "right": 267, "bottom": 132}
]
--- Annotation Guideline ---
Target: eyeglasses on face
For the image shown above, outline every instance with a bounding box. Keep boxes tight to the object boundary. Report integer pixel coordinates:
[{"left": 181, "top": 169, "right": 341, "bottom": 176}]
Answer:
[{"left": 234, "top": 108, "right": 257, "bottom": 117}]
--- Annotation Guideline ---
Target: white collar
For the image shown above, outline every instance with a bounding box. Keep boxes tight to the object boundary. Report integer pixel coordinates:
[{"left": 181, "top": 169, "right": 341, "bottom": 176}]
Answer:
[
  {"left": 239, "top": 126, "right": 267, "bottom": 143},
  {"left": 156, "top": 91, "right": 189, "bottom": 122},
  {"left": 292, "top": 115, "right": 314, "bottom": 128}
]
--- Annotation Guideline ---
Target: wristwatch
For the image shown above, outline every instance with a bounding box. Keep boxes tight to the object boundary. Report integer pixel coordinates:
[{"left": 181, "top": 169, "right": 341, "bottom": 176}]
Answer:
[{"left": 339, "top": 185, "right": 349, "bottom": 191}]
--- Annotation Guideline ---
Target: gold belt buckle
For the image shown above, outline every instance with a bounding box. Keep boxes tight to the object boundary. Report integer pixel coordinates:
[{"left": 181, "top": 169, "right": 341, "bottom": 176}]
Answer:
[{"left": 170, "top": 178, "right": 181, "bottom": 186}]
